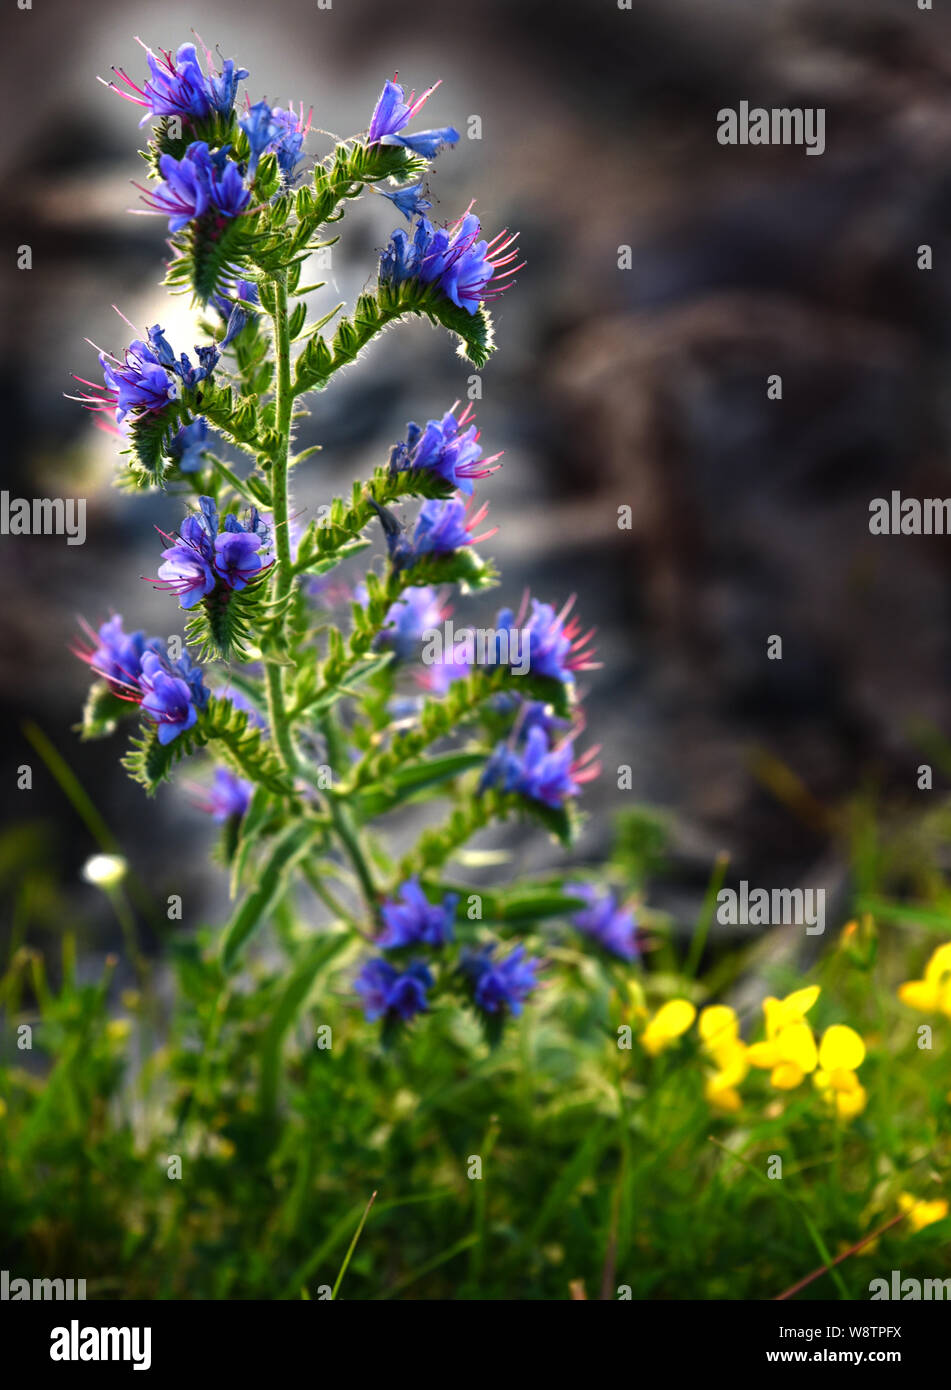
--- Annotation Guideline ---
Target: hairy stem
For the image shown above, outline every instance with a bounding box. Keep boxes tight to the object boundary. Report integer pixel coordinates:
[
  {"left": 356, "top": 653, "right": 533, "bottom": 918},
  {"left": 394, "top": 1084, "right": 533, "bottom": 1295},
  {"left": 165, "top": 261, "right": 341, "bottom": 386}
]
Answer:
[{"left": 264, "top": 269, "right": 298, "bottom": 776}]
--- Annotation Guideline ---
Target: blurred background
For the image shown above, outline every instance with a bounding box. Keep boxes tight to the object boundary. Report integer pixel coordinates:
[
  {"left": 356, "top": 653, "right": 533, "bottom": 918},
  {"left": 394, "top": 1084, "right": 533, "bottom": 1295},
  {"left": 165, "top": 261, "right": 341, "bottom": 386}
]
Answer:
[{"left": 3, "top": 0, "right": 951, "bottom": 974}]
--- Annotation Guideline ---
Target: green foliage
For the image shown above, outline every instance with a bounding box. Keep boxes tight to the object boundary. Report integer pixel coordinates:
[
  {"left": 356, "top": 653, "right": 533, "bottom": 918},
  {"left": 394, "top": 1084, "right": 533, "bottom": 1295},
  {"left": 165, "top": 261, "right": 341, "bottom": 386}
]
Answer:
[
  {"left": 220, "top": 821, "right": 325, "bottom": 971},
  {"left": 122, "top": 696, "right": 295, "bottom": 798},
  {"left": 5, "top": 889, "right": 951, "bottom": 1298}
]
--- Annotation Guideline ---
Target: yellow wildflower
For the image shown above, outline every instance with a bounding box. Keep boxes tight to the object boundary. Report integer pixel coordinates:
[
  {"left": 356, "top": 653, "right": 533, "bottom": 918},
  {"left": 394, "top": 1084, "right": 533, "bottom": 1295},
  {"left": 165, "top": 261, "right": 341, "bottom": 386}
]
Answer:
[
  {"left": 813, "top": 1025, "right": 867, "bottom": 1118},
  {"left": 897, "top": 943, "right": 951, "bottom": 1017},
  {"left": 641, "top": 998, "right": 696, "bottom": 1056},
  {"left": 698, "top": 1006, "right": 749, "bottom": 1110},
  {"left": 745, "top": 987, "right": 821, "bottom": 1090},
  {"left": 898, "top": 1192, "right": 949, "bottom": 1233}
]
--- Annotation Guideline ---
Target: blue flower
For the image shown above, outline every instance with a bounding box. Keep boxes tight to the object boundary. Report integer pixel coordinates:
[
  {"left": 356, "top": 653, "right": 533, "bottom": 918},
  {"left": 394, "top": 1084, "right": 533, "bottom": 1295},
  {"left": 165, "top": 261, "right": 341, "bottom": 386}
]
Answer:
[
  {"left": 137, "top": 650, "right": 200, "bottom": 744},
  {"left": 354, "top": 957, "right": 433, "bottom": 1023},
  {"left": 461, "top": 943, "right": 540, "bottom": 1016},
  {"left": 211, "top": 276, "right": 260, "bottom": 346},
  {"left": 155, "top": 497, "right": 270, "bottom": 607},
  {"left": 204, "top": 144, "right": 252, "bottom": 217},
  {"left": 494, "top": 595, "right": 597, "bottom": 684},
  {"left": 171, "top": 648, "right": 210, "bottom": 712},
  {"left": 205, "top": 56, "right": 248, "bottom": 116},
  {"left": 105, "top": 42, "right": 211, "bottom": 122},
  {"left": 103, "top": 41, "right": 248, "bottom": 123},
  {"left": 156, "top": 541, "right": 216, "bottom": 608},
  {"left": 367, "top": 584, "right": 448, "bottom": 662},
  {"left": 367, "top": 79, "right": 458, "bottom": 157},
  {"left": 166, "top": 418, "right": 211, "bottom": 473},
  {"left": 96, "top": 340, "right": 175, "bottom": 423},
  {"left": 418, "top": 641, "right": 470, "bottom": 695},
  {"left": 136, "top": 141, "right": 249, "bottom": 231},
  {"left": 137, "top": 146, "right": 211, "bottom": 231},
  {"left": 144, "top": 325, "right": 219, "bottom": 389},
  {"left": 240, "top": 101, "right": 311, "bottom": 181},
  {"left": 76, "top": 619, "right": 208, "bottom": 736},
  {"left": 78, "top": 616, "right": 154, "bottom": 696},
  {"left": 378, "top": 877, "right": 457, "bottom": 949},
  {"left": 388, "top": 403, "right": 500, "bottom": 497},
  {"left": 516, "top": 698, "right": 572, "bottom": 742},
  {"left": 213, "top": 528, "right": 266, "bottom": 590},
  {"left": 194, "top": 767, "right": 253, "bottom": 821},
  {"left": 567, "top": 884, "right": 641, "bottom": 962},
  {"left": 388, "top": 498, "right": 496, "bottom": 570},
  {"left": 479, "top": 725, "right": 600, "bottom": 809},
  {"left": 378, "top": 182, "right": 432, "bottom": 221},
  {"left": 268, "top": 105, "right": 311, "bottom": 180},
  {"left": 240, "top": 100, "right": 277, "bottom": 178},
  {"left": 380, "top": 212, "right": 522, "bottom": 316}
]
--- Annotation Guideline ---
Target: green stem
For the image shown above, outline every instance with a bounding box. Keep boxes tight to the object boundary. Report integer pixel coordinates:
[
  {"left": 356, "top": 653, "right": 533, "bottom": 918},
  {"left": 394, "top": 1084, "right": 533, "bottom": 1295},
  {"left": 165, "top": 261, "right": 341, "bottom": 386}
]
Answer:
[
  {"left": 264, "top": 269, "right": 298, "bottom": 777},
  {"left": 320, "top": 713, "right": 380, "bottom": 923},
  {"left": 207, "top": 454, "right": 259, "bottom": 505}
]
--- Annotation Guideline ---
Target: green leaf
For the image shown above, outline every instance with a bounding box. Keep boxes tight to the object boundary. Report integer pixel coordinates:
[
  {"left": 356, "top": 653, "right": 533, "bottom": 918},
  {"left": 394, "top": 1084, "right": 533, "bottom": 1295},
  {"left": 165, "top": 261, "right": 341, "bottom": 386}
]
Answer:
[
  {"left": 350, "top": 750, "right": 487, "bottom": 820},
  {"left": 432, "top": 884, "right": 589, "bottom": 925},
  {"left": 229, "top": 786, "right": 281, "bottom": 900},
  {"left": 220, "top": 821, "right": 323, "bottom": 971},
  {"left": 121, "top": 696, "right": 296, "bottom": 798},
  {"left": 291, "top": 652, "right": 394, "bottom": 720},
  {"left": 257, "top": 929, "right": 350, "bottom": 1116},
  {"left": 398, "top": 546, "right": 499, "bottom": 595}
]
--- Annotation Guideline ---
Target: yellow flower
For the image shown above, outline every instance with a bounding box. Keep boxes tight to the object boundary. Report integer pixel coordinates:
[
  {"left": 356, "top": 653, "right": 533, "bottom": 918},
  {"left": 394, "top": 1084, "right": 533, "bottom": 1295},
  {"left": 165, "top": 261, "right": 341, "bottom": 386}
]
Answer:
[
  {"left": 704, "top": 1038, "right": 749, "bottom": 1111},
  {"left": 764, "top": 985, "right": 821, "bottom": 1035},
  {"left": 813, "top": 1025, "right": 867, "bottom": 1118},
  {"left": 745, "top": 987, "right": 821, "bottom": 1090},
  {"left": 897, "top": 942, "right": 951, "bottom": 1016},
  {"left": 106, "top": 1018, "right": 132, "bottom": 1043},
  {"left": 641, "top": 999, "right": 696, "bottom": 1056},
  {"left": 898, "top": 1192, "right": 949, "bottom": 1232},
  {"left": 699, "top": 1005, "right": 740, "bottom": 1064},
  {"left": 818, "top": 1023, "right": 866, "bottom": 1071},
  {"left": 748, "top": 1020, "right": 818, "bottom": 1086}
]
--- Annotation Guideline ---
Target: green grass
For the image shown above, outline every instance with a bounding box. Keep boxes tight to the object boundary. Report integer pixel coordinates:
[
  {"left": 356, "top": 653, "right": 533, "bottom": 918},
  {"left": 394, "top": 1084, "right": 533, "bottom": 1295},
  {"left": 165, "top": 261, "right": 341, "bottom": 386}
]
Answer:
[{"left": 1, "top": 798, "right": 950, "bottom": 1300}]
